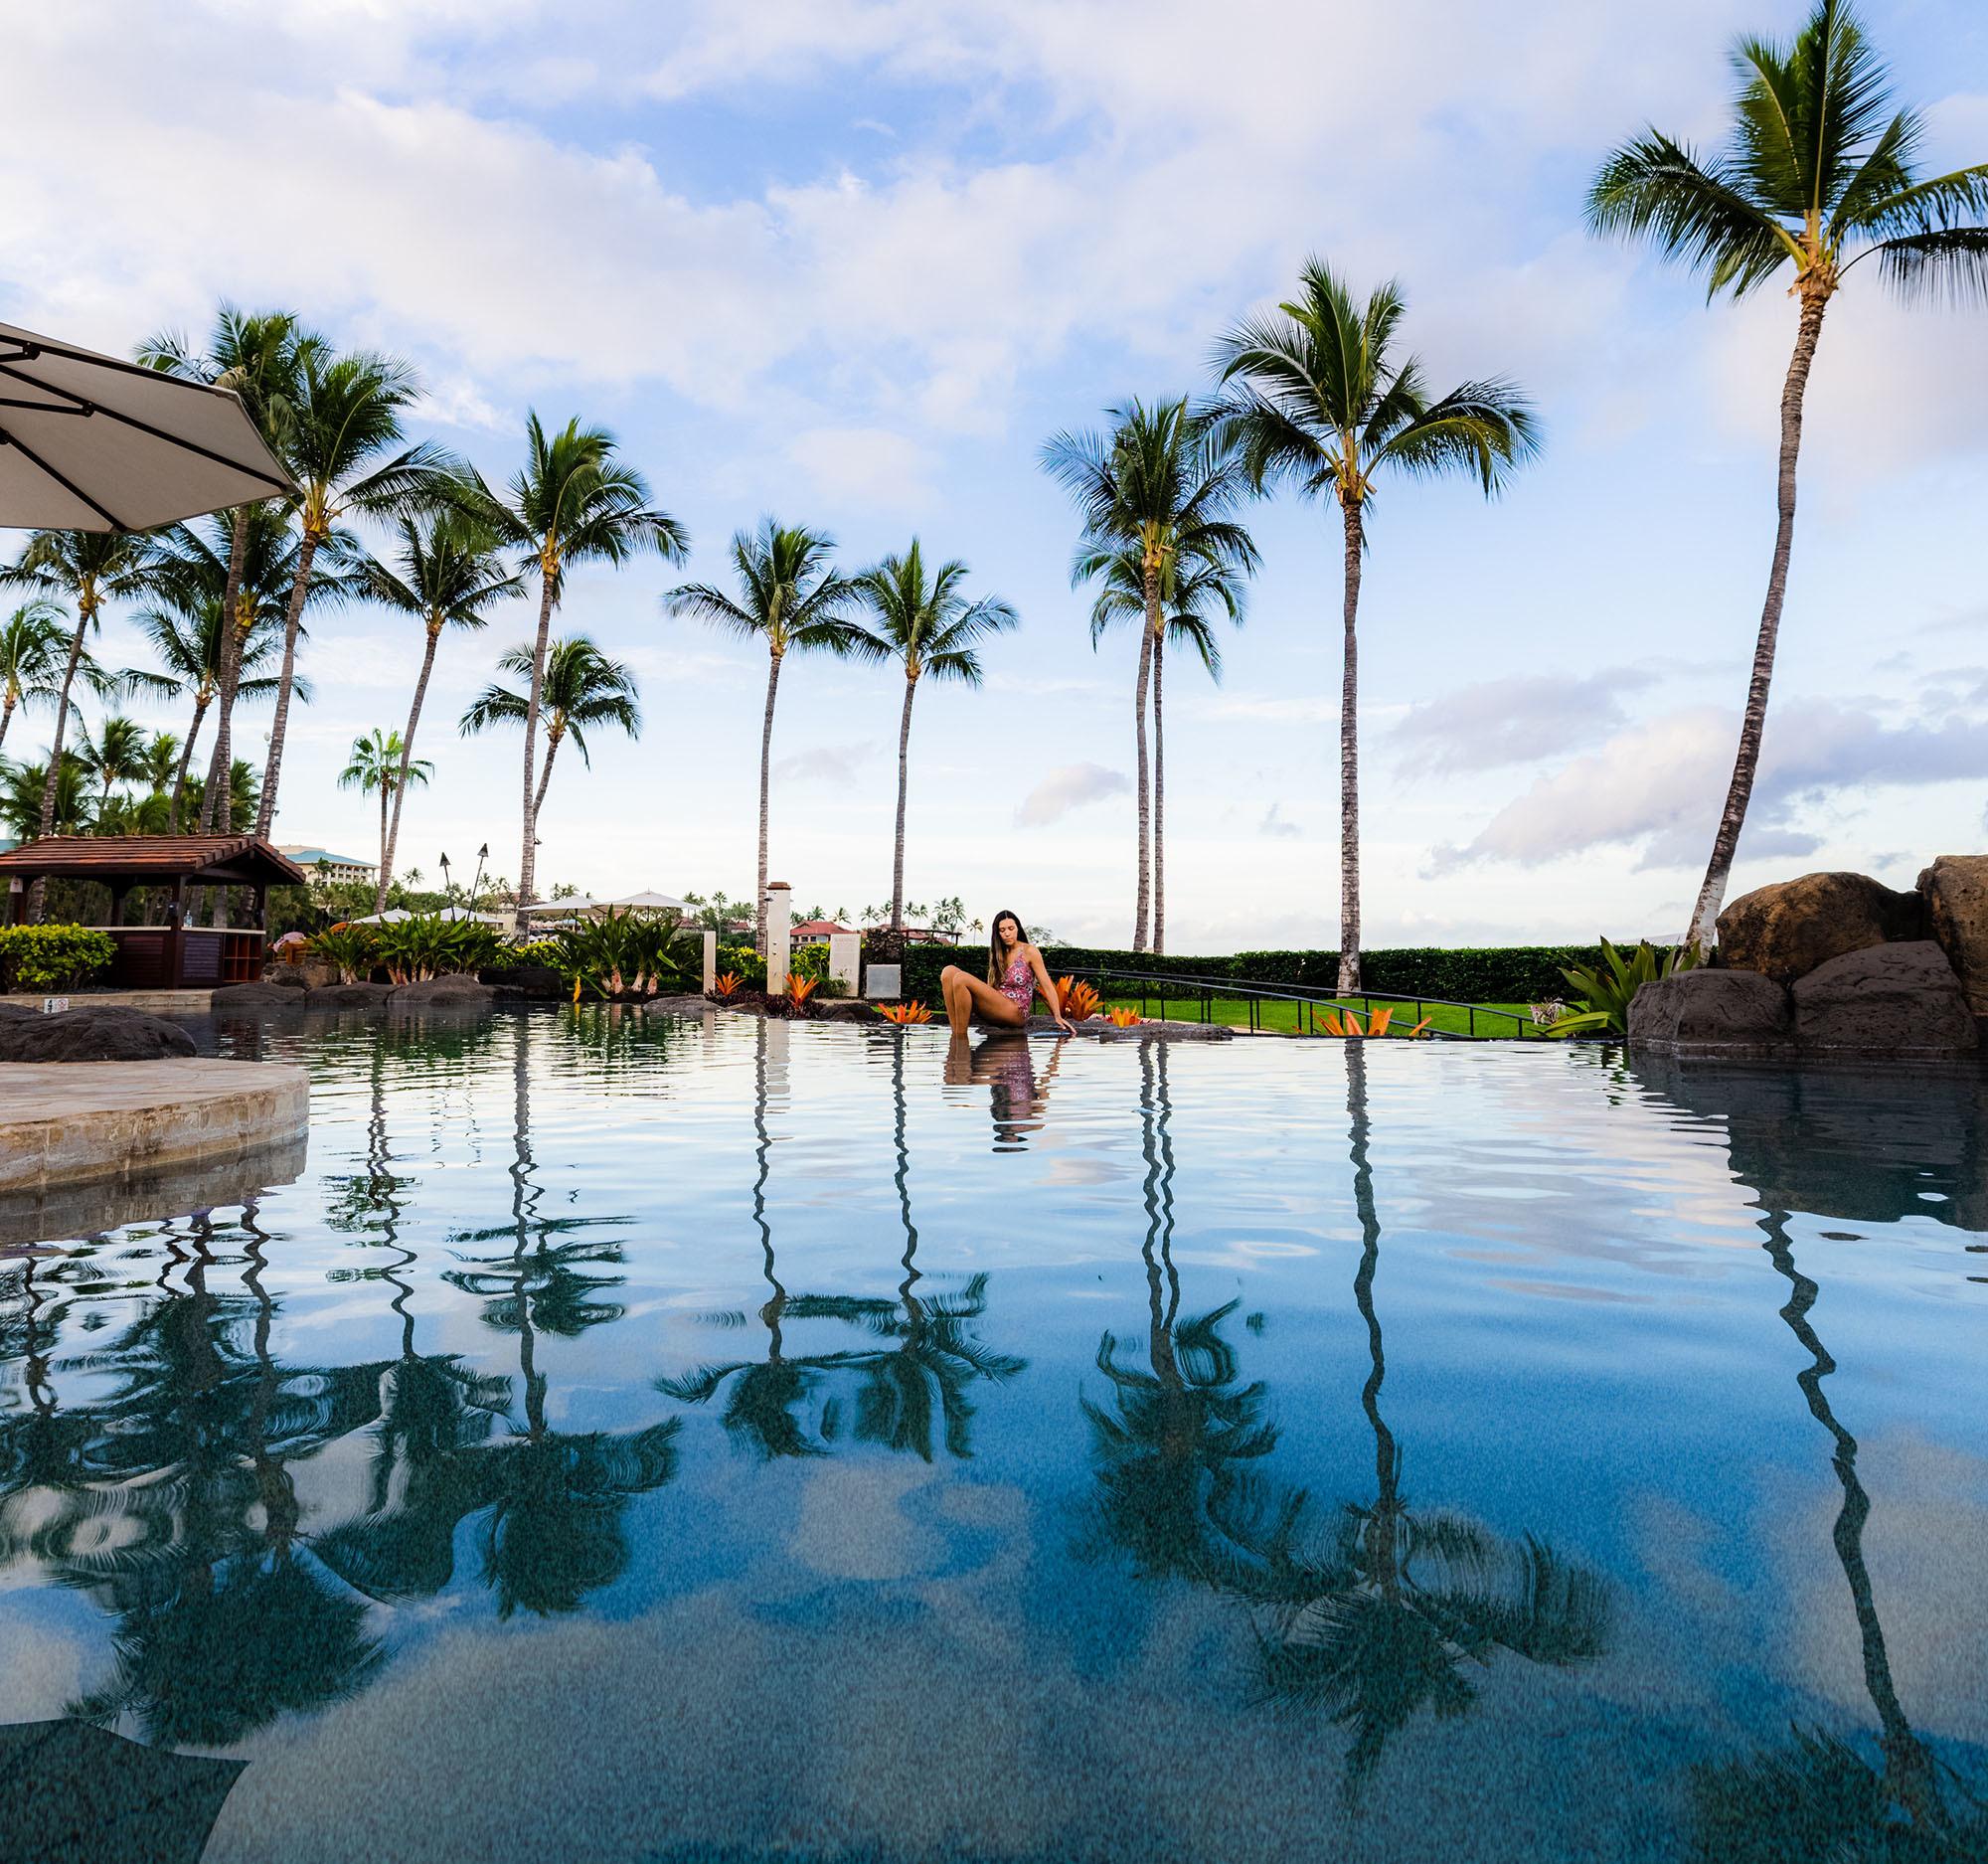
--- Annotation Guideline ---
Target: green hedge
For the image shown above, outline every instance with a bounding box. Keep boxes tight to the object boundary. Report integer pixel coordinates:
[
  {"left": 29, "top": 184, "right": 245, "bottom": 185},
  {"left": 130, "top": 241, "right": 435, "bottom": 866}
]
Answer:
[
  {"left": 0, "top": 924, "right": 118, "bottom": 993},
  {"left": 892, "top": 943, "right": 1619, "bottom": 1006}
]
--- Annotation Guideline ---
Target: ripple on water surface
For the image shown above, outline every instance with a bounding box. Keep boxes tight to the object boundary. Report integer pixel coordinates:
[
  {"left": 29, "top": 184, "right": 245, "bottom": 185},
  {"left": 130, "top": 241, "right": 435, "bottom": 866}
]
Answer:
[{"left": 2, "top": 1007, "right": 1985, "bottom": 1863}]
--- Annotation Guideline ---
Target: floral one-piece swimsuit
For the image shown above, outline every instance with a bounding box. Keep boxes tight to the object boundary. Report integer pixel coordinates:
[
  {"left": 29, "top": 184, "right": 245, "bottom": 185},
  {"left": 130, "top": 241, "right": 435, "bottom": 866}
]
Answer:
[{"left": 997, "top": 953, "right": 1034, "bottom": 1013}]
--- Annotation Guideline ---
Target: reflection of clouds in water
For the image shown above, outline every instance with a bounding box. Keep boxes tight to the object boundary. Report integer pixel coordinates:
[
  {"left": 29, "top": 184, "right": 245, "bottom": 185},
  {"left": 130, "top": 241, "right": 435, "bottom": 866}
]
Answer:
[
  {"left": 789, "top": 1461, "right": 944, "bottom": 1581},
  {"left": 199, "top": 1484, "right": 1665, "bottom": 1864},
  {"left": 0, "top": 1612, "right": 85, "bottom": 1723},
  {"left": 1768, "top": 1433, "right": 1988, "bottom": 1746}
]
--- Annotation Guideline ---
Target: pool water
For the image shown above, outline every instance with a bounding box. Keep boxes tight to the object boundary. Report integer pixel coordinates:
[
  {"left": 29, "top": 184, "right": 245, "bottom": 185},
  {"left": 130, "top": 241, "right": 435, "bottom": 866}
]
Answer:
[{"left": 3, "top": 1008, "right": 1985, "bottom": 1863}]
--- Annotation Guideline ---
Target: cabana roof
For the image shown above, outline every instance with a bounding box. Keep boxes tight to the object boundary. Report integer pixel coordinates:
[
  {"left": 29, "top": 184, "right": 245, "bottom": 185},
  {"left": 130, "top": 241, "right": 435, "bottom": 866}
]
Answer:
[{"left": 0, "top": 834, "right": 306, "bottom": 889}]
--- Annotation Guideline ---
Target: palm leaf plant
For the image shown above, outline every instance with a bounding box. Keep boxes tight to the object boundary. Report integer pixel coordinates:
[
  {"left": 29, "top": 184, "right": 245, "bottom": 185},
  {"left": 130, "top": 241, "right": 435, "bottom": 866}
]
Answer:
[
  {"left": 1549, "top": 935, "right": 1701, "bottom": 1037},
  {"left": 73, "top": 713, "right": 148, "bottom": 821},
  {"left": 846, "top": 541, "right": 1018, "bottom": 936},
  {"left": 664, "top": 519, "right": 883, "bottom": 946},
  {"left": 138, "top": 308, "right": 304, "bottom": 833},
  {"left": 1588, "top": 0, "right": 1988, "bottom": 945},
  {"left": 1041, "top": 398, "right": 1257, "bottom": 951},
  {"left": 254, "top": 340, "right": 461, "bottom": 838},
  {"left": 1216, "top": 264, "right": 1538, "bottom": 991},
  {"left": 363, "top": 502, "right": 524, "bottom": 911},
  {"left": 459, "top": 634, "right": 641, "bottom": 835},
  {"left": 468, "top": 414, "right": 686, "bottom": 925}
]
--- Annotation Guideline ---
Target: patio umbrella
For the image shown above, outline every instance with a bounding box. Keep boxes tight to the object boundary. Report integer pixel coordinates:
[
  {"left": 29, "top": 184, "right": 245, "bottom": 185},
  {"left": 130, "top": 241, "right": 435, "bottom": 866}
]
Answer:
[
  {"left": 0, "top": 318, "right": 293, "bottom": 531},
  {"left": 0, "top": 1718, "right": 247, "bottom": 1864},
  {"left": 599, "top": 889, "right": 686, "bottom": 913},
  {"left": 521, "top": 898, "right": 595, "bottom": 915}
]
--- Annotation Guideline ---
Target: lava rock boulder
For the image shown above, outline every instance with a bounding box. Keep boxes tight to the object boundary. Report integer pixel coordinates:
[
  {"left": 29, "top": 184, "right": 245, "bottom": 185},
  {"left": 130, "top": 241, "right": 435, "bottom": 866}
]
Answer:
[
  {"left": 304, "top": 982, "right": 395, "bottom": 1008},
  {"left": 0, "top": 1005, "right": 198, "bottom": 1062},
  {"left": 1790, "top": 940, "right": 1977, "bottom": 1057},
  {"left": 1716, "top": 871, "right": 1924, "bottom": 983},
  {"left": 212, "top": 982, "right": 310, "bottom": 1010},
  {"left": 1627, "top": 969, "right": 1792, "bottom": 1057},
  {"left": 1919, "top": 854, "right": 1988, "bottom": 1019},
  {"left": 389, "top": 973, "right": 494, "bottom": 1007}
]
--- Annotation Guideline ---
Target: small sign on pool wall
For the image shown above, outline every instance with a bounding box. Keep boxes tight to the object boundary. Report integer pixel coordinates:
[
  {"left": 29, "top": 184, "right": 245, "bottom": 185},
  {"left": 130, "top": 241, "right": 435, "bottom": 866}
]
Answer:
[{"left": 41, "top": 997, "right": 70, "bottom": 1015}]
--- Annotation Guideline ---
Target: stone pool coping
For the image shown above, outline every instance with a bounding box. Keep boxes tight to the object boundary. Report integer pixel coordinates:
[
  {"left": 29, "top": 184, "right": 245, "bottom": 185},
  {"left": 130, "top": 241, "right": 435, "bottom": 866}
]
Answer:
[{"left": 0, "top": 1060, "right": 309, "bottom": 1199}]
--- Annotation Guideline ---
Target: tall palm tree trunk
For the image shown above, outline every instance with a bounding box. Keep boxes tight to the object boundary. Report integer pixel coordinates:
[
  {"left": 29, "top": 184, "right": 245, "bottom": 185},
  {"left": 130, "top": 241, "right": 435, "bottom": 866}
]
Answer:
[
  {"left": 381, "top": 625, "right": 440, "bottom": 915},
  {"left": 377, "top": 781, "right": 391, "bottom": 898},
  {"left": 1337, "top": 501, "right": 1365, "bottom": 995},
  {"left": 1152, "top": 621, "right": 1166, "bottom": 955},
  {"left": 532, "top": 725, "right": 564, "bottom": 821},
  {"left": 169, "top": 694, "right": 209, "bottom": 833},
  {"left": 1687, "top": 294, "right": 1828, "bottom": 949},
  {"left": 891, "top": 674, "right": 915, "bottom": 933},
  {"left": 199, "top": 507, "right": 252, "bottom": 833},
  {"left": 756, "top": 651, "right": 783, "bottom": 949},
  {"left": 255, "top": 531, "right": 322, "bottom": 840},
  {"left": 27, "top": 611, "right": 88, "bottom": 922},
  {"left": 516, "top": 572, "right": 558, "bottom": 929},
  {"left": 0, "top": 693, "right": 15, "bottom": 754},
  {"left": 1133, "top": 565, "right": 1157, "bottom": 953}
]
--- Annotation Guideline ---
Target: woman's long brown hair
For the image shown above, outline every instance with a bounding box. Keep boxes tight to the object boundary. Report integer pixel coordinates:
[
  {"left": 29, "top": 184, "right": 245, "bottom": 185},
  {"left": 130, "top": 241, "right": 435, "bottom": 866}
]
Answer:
[{"left": 986, "top": 909, "right": 1027, "bottom": 985}]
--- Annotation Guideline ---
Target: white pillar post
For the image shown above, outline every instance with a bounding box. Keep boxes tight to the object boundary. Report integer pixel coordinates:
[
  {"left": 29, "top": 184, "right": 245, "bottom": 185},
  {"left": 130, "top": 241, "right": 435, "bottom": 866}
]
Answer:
[
  {"left": 764, "top": 882, "right": 791, "bottom": 989},
  {"left": 701, "top": 930, "right": 717, "bottom": 993},
  {"left": 827, "top": 931, "right": 861, "bottom": 997}
]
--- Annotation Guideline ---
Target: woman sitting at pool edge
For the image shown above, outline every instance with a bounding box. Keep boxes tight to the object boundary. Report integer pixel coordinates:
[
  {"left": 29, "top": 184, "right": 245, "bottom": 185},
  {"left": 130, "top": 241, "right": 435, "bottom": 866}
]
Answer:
[{"left": 941, "top": 910, "right": 1073, "bottom": 1037}]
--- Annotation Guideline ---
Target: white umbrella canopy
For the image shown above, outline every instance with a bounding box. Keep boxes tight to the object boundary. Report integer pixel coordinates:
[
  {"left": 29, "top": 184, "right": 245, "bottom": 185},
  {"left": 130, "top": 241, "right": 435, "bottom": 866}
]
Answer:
[
  {"left": 0, "top": 319, "right": 293, "bottom": 531},
  {"left": 598, "top": 889, "right": 687, "bottom": 912},
  {"left": 348, "top": 906, "right": 508, "bottom": 926},
  {"left": 520, "top": 898, "right": 595, "bottom": 915}
]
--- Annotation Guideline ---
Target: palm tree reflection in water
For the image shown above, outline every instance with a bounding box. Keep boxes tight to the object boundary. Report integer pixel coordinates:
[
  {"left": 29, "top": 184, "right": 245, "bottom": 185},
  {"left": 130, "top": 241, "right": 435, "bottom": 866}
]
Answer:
[
  {"left": 1084, "top": 1042, "right": 1612, "bottom": 1800},
  {"left": 658, "top": 1021, "right": 1024, "bottom": 1460},
  {"left": 1685, "top": 1211, "right": 1988, "bottom": 1861}
]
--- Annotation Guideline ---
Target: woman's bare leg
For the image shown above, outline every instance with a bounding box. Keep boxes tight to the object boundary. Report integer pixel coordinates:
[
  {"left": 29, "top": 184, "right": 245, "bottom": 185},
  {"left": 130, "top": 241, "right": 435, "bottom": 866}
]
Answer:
[{"left": 940, "top": 964, "right": 1025, "bottom": 1035}]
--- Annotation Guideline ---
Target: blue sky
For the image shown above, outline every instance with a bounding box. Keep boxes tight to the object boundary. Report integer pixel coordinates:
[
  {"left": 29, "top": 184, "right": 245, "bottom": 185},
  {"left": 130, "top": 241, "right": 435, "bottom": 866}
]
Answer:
[{"left": 3, "top": 0, "right": 1985, "bottom": 950}]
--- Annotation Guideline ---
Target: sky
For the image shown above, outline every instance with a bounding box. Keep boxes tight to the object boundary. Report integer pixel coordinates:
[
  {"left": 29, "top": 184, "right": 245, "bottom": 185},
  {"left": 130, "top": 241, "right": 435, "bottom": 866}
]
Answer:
[{"left": 1, "top": 0, "right": 1985, "bottom": 952}]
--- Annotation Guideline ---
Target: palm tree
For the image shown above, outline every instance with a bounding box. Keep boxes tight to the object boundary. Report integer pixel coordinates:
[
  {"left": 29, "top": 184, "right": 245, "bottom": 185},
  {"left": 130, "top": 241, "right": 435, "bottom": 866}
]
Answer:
[
  {"left": 459, "top": 635, "right": 641, "bottom": 832},
  {"left": 473, "top": 415, "right": 686, "bottom": 926},
  {"left": 3, "top": 529, "right": 157, "bottom": 883},
  {"left": 1041, "top": 398, "right": 1257, "bottom": 952},
  {"left": 0, "top": 598, "right": 69, "bottom": 754},
  {"left": 255, "top": 342, "right": 458, "bottom": 839},
  {"left": 1084, "top": 544, "right": 1247, "bottom": 951},
  {"left": 74, "top": 713, "right": 147, "bottom": 819},
  {"left": 340, "top": 729, "right": 432, "bottom": 902},
  {"left": 847, "top": 542, "right": 1018, "bottom": 935},
  {"left": 0, "top": 753, "right": 89, "bottom": 839},
  {"left": 138, "top": 308, "right": 304, "bottom": 834},
  {"left": 1217, "top": 266, "right": 1538, "bottom": 991},
  {"left": 1588, "top": 2, "right": 1988, "bottom": 946},
  {"left": 664, "top": 520, "right": 880, "bottom": 945},
  {"left": 123, "top": 512, "right": 310, "bottom": 830},
  {"left": 362, "top": 505, "right": 523, "bottom": 911}
]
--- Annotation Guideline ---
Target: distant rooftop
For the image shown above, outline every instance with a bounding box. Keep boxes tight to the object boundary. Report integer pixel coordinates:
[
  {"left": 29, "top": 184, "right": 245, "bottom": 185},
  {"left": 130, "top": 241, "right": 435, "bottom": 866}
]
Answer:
[{"left": 278, "top": 844, "right": 376, "bottom": 872}]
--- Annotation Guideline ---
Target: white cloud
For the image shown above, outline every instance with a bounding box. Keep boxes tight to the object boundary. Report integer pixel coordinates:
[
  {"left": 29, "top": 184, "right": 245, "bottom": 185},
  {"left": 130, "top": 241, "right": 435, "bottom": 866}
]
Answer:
[
  {"left": 786, "top": 426, "right": 935, "bottom": 510},
  {"left": 1259, "top": 802, "right": 1303, "bottom": 839},
  {"left": 1392, "top": 666, "right": 1658, "bottom": 775},
  {"left": 772, "top": 741, "right": 875, "bottom": 784},
  {"left": 1015, "top": 761, "right": 1126, "bottom": 826}
]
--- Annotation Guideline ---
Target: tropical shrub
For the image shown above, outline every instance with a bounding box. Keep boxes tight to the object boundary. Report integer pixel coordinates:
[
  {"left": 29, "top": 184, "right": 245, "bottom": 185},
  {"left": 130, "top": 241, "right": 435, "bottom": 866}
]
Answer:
[
  {"left": 509, "top": 938, "right": 567, "bottom": 967},
  {"left": 555, "top": 908, "right": 700, "bottom": 999},
  {"left": 372, "top": 916, "right": 504, "bottom": 984},
  {"left": 0, "top": 924, "right": 116, "bottom": 993},
  {"left": 1047, "top": 975, "right": 1100, "bottom": 1020},
  {"left": 788, "top": 942, "right": 831, "bottom": 984},
  {"left": 310, "top": 924, "right": 379, "bottom": 984},
  {"left": 1104, "top": 1007, "right": 1141, "bottom": 1028},
  {"left": 1549, "top": 937, "right": 1700, "bottom": 1037},
  {"left": 876, "top": 999, "right": 933, "bottom": 1024},
  {"left": 1311, "top": 1007, "right": 1431, "bottom": 1039},
  {"left": 717, "top": 943, "right": 765, "bottom": 991},
  {"left": 711, "top": 971, "right": 742, "bottom": 999},
  {"left": 783, "top": 972, "right": 819, "bottom": 1011}
]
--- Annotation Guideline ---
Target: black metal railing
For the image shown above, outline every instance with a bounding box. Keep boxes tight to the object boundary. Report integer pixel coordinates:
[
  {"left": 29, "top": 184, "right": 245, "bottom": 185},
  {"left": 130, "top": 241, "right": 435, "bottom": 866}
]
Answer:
[{"left": 1068, "top": 965, "right": 1543, "bottom": 1040}]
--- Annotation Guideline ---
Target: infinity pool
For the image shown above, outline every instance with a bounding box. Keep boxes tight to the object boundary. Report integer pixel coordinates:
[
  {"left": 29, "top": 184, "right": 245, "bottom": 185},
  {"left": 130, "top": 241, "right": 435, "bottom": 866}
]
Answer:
[{"left": 3, "top": 1009, "right": 1985, "bottom": 1862}]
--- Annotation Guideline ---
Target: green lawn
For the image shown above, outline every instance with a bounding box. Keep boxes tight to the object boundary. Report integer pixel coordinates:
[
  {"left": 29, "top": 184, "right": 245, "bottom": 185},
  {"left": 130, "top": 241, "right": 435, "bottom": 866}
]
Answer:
[{"left": 1086, "top": 985, "right": 1543, "bottom": 1039}]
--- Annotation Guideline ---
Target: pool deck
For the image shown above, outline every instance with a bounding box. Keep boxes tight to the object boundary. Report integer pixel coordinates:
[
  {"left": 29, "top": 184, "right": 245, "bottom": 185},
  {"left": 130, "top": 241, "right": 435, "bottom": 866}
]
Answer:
[{"left": 0, "top": 1059, "right": 309, "bottom": 1199}]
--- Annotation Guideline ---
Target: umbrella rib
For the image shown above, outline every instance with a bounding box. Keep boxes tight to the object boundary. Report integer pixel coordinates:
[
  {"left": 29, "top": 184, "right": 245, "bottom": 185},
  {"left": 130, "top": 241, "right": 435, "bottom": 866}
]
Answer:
[
  {"left": 0, "top": 330, "right": 253, "bottom": 398},
  {"left": 0, "top": 418, "right": 124, "bottom": 529},
  {"left": 0, "top": 362, "right": 293, "bottom": 496}
]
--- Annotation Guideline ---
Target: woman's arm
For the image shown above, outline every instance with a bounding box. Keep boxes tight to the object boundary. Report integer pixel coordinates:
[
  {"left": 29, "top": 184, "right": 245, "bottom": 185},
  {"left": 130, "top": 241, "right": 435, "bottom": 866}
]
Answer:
[{"left": 1025, "top": 944, "right": 1073, "bottom": 1032}]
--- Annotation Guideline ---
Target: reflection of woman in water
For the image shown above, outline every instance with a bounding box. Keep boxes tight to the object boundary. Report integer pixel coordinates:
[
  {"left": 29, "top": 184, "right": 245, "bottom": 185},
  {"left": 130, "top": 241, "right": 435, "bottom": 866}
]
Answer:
[
  {"left": 945, "top": 1030, "right": 1067, "bottom": 1144},
  {"left": 939, "top": 908, "right": 1073, "bottom": 1036}
]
